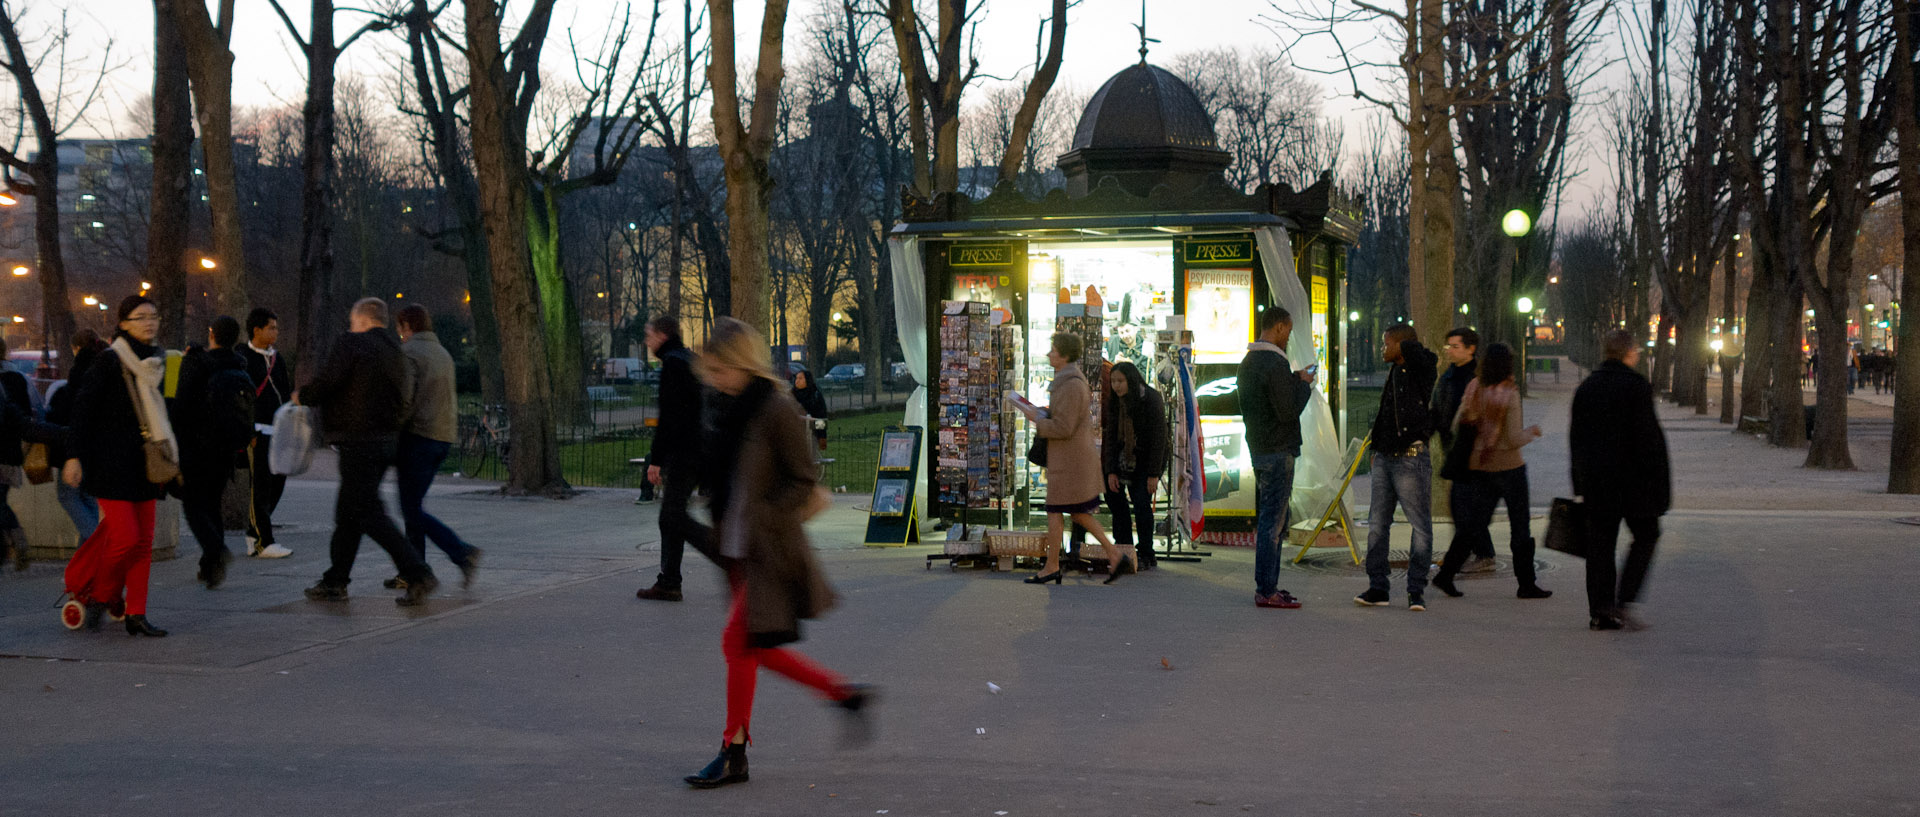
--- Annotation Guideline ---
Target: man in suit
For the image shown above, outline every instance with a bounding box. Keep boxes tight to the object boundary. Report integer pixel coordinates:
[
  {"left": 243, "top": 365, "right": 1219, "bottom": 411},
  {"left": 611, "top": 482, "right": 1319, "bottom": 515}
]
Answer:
[
  {"left": 1570, "top": 329, "right": 1672, "bottom": 631},
  {"left": 237, "top": 308, "right": 294, "bottom": 559}
]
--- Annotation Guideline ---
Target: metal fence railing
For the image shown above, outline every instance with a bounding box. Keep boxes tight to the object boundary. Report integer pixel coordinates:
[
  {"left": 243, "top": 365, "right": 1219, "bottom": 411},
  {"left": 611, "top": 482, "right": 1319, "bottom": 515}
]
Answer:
[{"left": 452, "top": 396, "right": 894, "bottom": 495}]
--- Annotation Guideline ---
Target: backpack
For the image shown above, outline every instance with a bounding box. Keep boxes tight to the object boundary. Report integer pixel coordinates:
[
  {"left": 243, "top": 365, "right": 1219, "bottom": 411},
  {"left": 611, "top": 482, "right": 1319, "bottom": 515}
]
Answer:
[{"left": 204, "top": 365, "right": 257, "bottom": 453}]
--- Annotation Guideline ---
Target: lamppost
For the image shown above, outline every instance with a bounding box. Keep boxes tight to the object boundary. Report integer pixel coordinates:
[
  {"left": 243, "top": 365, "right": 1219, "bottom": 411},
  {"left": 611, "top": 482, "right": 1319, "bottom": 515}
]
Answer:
[{"left": 1504, "top": 209, "right": 1533, "bottom": 394}]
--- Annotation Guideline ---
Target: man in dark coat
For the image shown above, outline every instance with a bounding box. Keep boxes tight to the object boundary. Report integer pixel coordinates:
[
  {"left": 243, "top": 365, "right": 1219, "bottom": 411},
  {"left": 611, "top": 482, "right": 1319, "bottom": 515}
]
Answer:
[
  {"left": 1570, "top": 329, "right": 1672, "bottom": 631},
  {"left": 1432, "top": 327, "right": 1497, "bottom": 569},
  {"left": 1237, "top": 306, "right": 1316, "bottom": 609},
  {"left": 172, "top": 316, "right": 254, "bottom": 588},
  {"left": 296, "top": 298, "right": 437, "bottom": 606},
  {"left": 1356, "top": 324, "right": 1439, "bottom": 611},
  {"left": 238, "top": 308, "right": 294, "bottom": 559},
  {"left": 636, "top": 315, "right": 712, "bottom": 602}
]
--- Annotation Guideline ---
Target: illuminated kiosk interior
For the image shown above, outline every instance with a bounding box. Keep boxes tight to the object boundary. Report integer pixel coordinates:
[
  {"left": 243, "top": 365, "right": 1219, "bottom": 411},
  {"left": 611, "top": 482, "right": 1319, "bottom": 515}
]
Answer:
[{"left": 888, "top": 61, "right": 1361, "bottom": 542}]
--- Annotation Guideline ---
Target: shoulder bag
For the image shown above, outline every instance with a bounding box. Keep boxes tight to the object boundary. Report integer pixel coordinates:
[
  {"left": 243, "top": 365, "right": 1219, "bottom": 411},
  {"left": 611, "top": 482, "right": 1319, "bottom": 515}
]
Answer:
[
  {"left": 1543, "top": 497, "right": 1589, "bottom": 558},
  {"left": 121, "top": 364, "right": 180, "bottom": 485}
]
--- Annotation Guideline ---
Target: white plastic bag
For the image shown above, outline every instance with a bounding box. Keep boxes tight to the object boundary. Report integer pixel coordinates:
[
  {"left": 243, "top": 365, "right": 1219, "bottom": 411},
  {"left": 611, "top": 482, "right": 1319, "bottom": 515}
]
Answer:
[{"left": 269, "top": 403, "right": 316, "bottom": 476}]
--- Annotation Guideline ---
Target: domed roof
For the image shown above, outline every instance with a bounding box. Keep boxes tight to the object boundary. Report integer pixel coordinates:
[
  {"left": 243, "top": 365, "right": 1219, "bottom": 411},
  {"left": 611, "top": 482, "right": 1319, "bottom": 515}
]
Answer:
[{"left": 1071, "top": 63, "right": 1220, "bottom": 151}]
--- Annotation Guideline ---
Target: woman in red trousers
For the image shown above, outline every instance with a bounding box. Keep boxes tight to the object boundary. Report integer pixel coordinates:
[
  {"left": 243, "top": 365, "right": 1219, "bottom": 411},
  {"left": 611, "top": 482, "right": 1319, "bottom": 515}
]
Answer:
[
  {"left": 683, "top": 317, "right": 874, "bottom": 789},
  {"left": 62, "top": 295, "right": 174, "bottom": 637}
]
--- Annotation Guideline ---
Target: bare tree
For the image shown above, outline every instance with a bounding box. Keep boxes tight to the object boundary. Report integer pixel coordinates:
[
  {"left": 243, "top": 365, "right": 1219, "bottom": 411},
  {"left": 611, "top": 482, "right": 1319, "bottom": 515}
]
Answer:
[
  {"left": 148, "top": 0, "right": 192, "bottom": 347},
  {"left": 0, "top": 3, "right": 113, "bottom": 366},
  {"left": 708, "top": 0, "right": 792, "bottom": 326},
  {"left": 464, "top": 0, "right": 567, "bottom": 495},
  {"left": 171, "top": 0, "right": 248, "bottom": 312},
  {"left": 1893, "top": 0, "right": 1920, "bottom": 492},
  {"left": 1172, "top": 46, "right": 1345, "bottom": 193}
]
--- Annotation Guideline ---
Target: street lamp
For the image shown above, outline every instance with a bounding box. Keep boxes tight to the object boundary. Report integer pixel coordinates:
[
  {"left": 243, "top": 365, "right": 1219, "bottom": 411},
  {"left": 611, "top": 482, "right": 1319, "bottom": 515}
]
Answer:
[
  {"left": 1502, "top": 209, "right": 1533, "bottom": 238},
  {"left": 198, "top": 257, "right": 217, "bottom": 270},
  {"left": 9, "top": 265, "right": 24, "bottom": 276},
  {"left": 1516, "top": 295, "right": 1535, "bottom": 392},
  {"left": 82, "top": 295, "right": 98, "bottom": 306},
  {"left": 1516, "top": 296, "right": 1535, "bottom": 314},
  {"left": 0, "top": 192, "right": 15, "bottom": 206}
]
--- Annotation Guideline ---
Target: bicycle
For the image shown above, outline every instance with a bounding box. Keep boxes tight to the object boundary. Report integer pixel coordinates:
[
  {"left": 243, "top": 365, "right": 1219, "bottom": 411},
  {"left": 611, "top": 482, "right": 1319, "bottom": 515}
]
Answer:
[{"left": 458, "top": 403, "right": 511, "bottom": 478}]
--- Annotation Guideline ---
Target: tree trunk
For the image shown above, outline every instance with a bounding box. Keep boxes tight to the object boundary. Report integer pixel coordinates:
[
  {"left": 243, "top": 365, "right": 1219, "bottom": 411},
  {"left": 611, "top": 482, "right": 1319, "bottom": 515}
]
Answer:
[
  {"left": 148, "top": 0, "right": 194, "bottom": 350},
  {"left": 1805, "top": 313, "right": 1854, "bottom": 468},
  {"left": 293, "top": 0, "right": 339, "bottom": 375},
  {"left": 1892, "top": 0, "right": 1920, "bottom": 492},
  {"left": 173, "top": 0, "right": 247, "bottom": 312},
  {"left": 707, "top": 0, "right": 790, "bottom": 327},
  {"left": 1736, "top": 254, "right": 1772, "bottom": 429},
  {"left": 1719, "top": 233, "right": 1738, "bottom": 424},
  {"left": 1764, "top": 275, "right": 1805, "bottom": 448},
  {"left": 528, "top": 184, "right": 586, "bottom": 419},
  {"left": 464, "top": 0, "right": 566, "bottom": 495},
  {"left": 1414, "top": 0, "right": 1458, "bottom": 341},
  {"left": 1651, "top": 310, "right": 1674, "bottom": 396}
]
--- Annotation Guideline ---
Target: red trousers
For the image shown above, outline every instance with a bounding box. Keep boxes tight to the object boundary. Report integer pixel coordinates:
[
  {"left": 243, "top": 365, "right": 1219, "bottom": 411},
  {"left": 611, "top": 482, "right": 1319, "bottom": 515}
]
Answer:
[
  {"left": 723, "top": 583, "right": 845, "bottom": 744},
  {"left": 65, "top": 499, "right": 156, "bottom": 616}
]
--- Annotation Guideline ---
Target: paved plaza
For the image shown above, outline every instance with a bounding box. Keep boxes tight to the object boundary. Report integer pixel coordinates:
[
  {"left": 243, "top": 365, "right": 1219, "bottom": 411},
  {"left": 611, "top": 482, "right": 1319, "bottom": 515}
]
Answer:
[{"left": 3, "top": 380, "right": 1917, "bottom": 816}]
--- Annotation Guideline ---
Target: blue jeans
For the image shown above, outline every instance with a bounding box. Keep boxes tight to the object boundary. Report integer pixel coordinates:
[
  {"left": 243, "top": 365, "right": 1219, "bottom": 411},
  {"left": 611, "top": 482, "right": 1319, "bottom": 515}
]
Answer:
[
  {"left": 1366, "top": 449, "right": 1433, "bottom": 595},
  {"left": 396, "top": 433, "right": 475, "bottom": 567},
  {"left": 1252, "top": 452, "right": 1296, "bottom": 597},
  {"left": 57, "top": 482, "right": 100, "bottom": 539}
]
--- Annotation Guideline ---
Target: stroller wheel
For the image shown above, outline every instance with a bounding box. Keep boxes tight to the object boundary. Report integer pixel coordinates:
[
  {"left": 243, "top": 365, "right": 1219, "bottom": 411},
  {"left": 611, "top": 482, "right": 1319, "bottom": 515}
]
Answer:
[{"left": 61, "top": 599, "right": 86, "bottom": 630}]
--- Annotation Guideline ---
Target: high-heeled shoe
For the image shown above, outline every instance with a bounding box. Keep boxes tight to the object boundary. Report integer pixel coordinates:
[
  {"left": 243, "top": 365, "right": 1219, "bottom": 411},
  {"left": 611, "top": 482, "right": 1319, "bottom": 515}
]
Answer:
[
  {"left": 1024, "top": 569, "right": 1063, "bottom": 585},
  {"left": 124, "top": 615, "right": 168, "bottom": 638},
  {"left": 1103, "top": 556, "right": 1134, "bottom": 585}
]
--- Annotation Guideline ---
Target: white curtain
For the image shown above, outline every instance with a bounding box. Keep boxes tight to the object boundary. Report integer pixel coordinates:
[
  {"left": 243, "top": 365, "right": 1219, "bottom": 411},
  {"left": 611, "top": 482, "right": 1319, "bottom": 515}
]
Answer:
[
  {"left": 887, "top": 235, "right": 931, "bottom": 526},
  {"left": 1253, "top": 226, "right": 1347, "bottom": 524}
]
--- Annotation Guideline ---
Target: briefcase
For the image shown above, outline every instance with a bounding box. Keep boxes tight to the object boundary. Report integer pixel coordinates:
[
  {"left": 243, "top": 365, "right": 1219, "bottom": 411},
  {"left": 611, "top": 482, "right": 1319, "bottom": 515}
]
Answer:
[{"left": 1543, "top": 497, "right": 1588, "bottom": 558}]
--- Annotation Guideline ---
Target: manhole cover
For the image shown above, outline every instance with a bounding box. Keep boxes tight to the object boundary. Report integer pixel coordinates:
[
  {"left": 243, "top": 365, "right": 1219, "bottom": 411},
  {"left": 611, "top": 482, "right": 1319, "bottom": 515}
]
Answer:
[{"left": 1290, "top": 549, "right": 1559, "bottom": 579}]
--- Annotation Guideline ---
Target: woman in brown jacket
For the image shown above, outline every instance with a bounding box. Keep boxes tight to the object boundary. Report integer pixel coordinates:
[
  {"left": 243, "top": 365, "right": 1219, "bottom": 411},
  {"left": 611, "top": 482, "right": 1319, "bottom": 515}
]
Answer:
[
  {"left": 1015, "top": 333, "right": 1128, "bottom": 585},
  {"left": 1433, "top": 343, "right": 1552, "bottom": 600},
  {"left": 684, "top": 318, "right": 873, "bottom": 790}
]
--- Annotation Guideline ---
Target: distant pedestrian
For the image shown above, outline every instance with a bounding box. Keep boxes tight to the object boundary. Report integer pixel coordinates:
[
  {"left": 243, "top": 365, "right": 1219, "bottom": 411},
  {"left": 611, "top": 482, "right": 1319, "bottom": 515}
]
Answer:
[
  {"left": 171, "top": 316, "right": 257, "bottom": 589},
  {"left": 1432, "top": 327, "right": 1496, "bottom": 572},
  {"left": 0, "top": 335, "right": 33, "bottom": 570},
  {"left": 1571, "top": 330, "right": 1671, "bottom": 631},
  {"left": 1432, "top": 343, "right": 1553, "bottom": 601},
  {"left": 1237, "top": 307, "right": 1315, "bottom": 608},
  {"left": 791, "top": 368, "right": 829, "bottom": 450},
  {"left": 1014, "top": 332, "right": 1129, "bottom": 585},
  {"left": 238, "top": 308, "right": 294, "bottom": 559},
  {"left": 296, "top": 298, "right": 438, "bottom": 606},
  {"left": 63, "top": 295, "right": 174, "bottom": 636},
  {"left": 637, "top": 315, "right": 712, "bottom": 602},
  {"left": 1101, "top": 361, "right": 1169, "bottom": 570},
  {"left": 682, "top": 317, "right": 872, "bottom": 789},
  {"left": 1356, "top": 324, "right": 1437, "bottom": 611},
  {"left": 390, "top": 305, "right": 481, "bottom": 589},
  {"left": 46, "top": 331, "right": 106, "bottom": 543}
]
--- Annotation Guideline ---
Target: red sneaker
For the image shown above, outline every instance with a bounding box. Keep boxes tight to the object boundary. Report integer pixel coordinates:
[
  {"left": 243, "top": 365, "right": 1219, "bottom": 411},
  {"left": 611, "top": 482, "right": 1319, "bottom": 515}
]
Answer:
[{"left": 1255, "top": 590, "right": 1302, "bottom": 609}]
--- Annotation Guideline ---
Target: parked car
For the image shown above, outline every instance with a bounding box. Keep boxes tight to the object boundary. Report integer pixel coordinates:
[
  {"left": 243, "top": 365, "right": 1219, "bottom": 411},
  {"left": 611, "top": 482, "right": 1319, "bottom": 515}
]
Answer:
[
  {"left": 886, "top": 361, "right": 915, "bottom": 388},
  {"left": 820, "top": 363, "right": 866, "bottom": 385}
]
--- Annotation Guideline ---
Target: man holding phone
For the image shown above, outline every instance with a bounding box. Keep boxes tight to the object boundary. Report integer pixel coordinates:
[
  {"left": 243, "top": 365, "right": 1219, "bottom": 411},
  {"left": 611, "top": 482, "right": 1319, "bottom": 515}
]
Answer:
[{"left": 1238, "top": 307, "right": 1316, "bottom": 609}]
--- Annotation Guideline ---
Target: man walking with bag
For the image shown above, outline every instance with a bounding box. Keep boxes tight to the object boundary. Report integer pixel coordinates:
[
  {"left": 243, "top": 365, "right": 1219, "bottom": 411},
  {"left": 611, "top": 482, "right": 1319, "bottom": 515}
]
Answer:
[
  {"left": 1355, "top": 324, "right": 1438, "bottom": 611},
  {"left": 1570, "top": 330, "right": 1671, "bottom": 631},
  {"left": 297, "top": 298, "right": 438, "bottom": 606},
  {"left": 238, "top": 308, "right": 294, "bottom": 559}
]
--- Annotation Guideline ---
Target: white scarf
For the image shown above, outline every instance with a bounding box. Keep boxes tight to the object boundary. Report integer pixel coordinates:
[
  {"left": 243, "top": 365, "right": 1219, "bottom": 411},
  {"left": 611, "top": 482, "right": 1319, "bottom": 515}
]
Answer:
[{"left": 110, "top": 337, "right": 178, "bottom": 463}]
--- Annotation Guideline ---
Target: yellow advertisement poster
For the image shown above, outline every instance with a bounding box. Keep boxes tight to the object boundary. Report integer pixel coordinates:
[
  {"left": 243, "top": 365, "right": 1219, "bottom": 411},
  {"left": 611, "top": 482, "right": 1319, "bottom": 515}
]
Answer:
[{"left": 1186, "top": 268, "right": 1253, "bottom": 363}]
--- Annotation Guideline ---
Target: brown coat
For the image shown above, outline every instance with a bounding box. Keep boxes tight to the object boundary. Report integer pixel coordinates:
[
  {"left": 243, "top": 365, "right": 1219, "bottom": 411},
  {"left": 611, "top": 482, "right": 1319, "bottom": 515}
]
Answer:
[
  {"left": 1457, "top": 379, "right": 1536, "bottom": 473},
  {"left": 721, "top": 388, "right": 837, "bottom": 647},
  {"left": 1033, "top": 366, "right": 1103, "bottom": 506}
]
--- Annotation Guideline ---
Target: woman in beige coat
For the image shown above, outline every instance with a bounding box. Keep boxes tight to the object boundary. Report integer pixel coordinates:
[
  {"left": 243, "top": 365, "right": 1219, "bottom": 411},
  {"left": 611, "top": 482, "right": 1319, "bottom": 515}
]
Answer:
[
  {"left": 683, "top": 318, "right": 873, "bottom": 790},
  {"left": 1015, "top": 333, "right": 1128, "bottom": 585}
]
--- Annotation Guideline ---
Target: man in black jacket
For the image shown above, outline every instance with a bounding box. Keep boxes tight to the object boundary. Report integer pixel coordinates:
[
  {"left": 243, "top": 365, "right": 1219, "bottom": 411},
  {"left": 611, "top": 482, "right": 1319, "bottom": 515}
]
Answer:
[
  {"left": 636, "top": 315, "right": 712, "bottom": 602},
  {"left": 1432, "top": 327, "right": 1496, "bottom": 570},
  {"left": 296, "top": 298, "right": 437, "bottom": 606},
  {"left": 1356, "top": 324, "right": 1439, "bottom": 611},
  {"left": 1238, "top": 306, "right": 1316, "bottom": 609},
  {"left": 1570, "top": 329, "right": 1671, "bottom": 631},
  {"left": 173, "top": 316, "right": 254, "bottom": 589},
  {"left": 238, "top": 308, "right": 294, "bottom": 559}
]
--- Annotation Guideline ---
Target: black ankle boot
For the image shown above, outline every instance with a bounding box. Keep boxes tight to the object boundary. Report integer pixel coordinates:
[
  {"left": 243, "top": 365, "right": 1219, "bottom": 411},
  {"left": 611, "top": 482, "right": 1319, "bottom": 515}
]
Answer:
[
  {"left": 124, "top": 615, "right": 169, "bottom": 637},
  {"left": 1433, "top": 571, "right": 1463, "bottom": 598},
  {"left": 835, "top": 683, "right": 878, "bottom": 746},
  {"left": 685, "top": 742, "right": 748, "bottom": 788}
]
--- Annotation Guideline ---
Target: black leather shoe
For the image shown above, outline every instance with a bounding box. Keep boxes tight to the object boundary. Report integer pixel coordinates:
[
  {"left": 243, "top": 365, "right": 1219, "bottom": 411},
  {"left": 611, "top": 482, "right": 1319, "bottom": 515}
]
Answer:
[
  {"left": 835, "top": 683, "right": 878, "bottom": 746},
  {"left": 1433, "top": 573, "right": 1464, "bottom": 598},
  {"left": 1517, "top": 584, "right": 1553, "bottom": 600},
  {"left": 1024, "top": 570, "right": 1063, "bottom": 585},
  {"left": 636, "top": 580, "right": 684, "bottom": 601},
  {"left": 685, "top": 743, "right": 749, "bottom": 788},
  {"left": 396, "top": 575, "right": 440, "bottom": 607},
  {"left": 124, "top": 615, "right": 169, "bottom": 637},
  {"left": 202, "top": 551, "right": 233, "bottom": 590},
  {"left": 1589, "top": 615, "right": 1624, "bottom": 631}
]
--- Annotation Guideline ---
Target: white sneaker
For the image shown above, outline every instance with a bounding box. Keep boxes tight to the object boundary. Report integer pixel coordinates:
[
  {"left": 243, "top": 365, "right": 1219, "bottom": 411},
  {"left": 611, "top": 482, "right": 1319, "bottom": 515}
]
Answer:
[{"left": 252, "top": 544, "right": 293, "bottom": 559}]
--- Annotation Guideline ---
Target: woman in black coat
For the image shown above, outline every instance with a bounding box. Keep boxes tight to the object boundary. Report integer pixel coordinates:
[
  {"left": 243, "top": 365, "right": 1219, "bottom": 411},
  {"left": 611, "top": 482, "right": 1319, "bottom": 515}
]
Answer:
[
  {"left": 62, "top": 296, "right": 175, "bottom": 637},
  {"left": 1101, "top": 361, "right": 1169, "bottom": 570},
  {"left": 790, "top": 369, "right": 829, "bottom": 449},
  {"left": 46, "top": 335, "right": 105, "bottom": 541}
]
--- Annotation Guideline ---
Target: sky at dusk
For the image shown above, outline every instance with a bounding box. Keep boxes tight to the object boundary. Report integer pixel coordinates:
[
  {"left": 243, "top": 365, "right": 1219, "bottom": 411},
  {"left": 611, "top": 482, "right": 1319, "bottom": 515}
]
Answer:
[{"left": 53, "top": 0, "right": 1618, "bottom": 219}]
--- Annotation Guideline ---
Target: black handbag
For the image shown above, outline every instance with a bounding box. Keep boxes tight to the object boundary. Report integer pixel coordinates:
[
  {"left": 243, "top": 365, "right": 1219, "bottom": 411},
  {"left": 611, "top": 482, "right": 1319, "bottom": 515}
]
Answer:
[
  {"left": 1543, "top": 497, "right": 1589, "bottom": 558},
  {"left": 1026, "top": 436, "right": 1048, "bottom": 467},
  {"left": 1439, "top": 421, "right": 1478, "bottom": 481}
]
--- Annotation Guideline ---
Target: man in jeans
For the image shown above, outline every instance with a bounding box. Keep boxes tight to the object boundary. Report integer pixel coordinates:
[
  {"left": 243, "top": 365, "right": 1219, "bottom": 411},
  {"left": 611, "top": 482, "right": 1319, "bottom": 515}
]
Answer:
[
  {"left": 388, "top": 304, "right": 480, "bottom": 590},
  {"left": 1356, "top": 324, "right": 1438, "bottom": 611},
  {"left": 297, "top": 298, "right": 438, "bottom": 606},
  {"left": 1432, "top": 327, "right": 1496, "bottom": 572},
  {"left": 1237, "top": 306, "right": 1316, "bottom": 609}
]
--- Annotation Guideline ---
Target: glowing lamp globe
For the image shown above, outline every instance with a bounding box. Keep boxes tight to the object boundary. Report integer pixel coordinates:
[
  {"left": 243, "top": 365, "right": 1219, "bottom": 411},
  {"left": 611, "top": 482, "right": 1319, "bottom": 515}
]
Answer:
[
  {"left": 1516, "top": 296, "right": 1534, "bottom": 314},
  {"left": 1502, "top": 209, "right": 1533, "bottom": 237}
]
